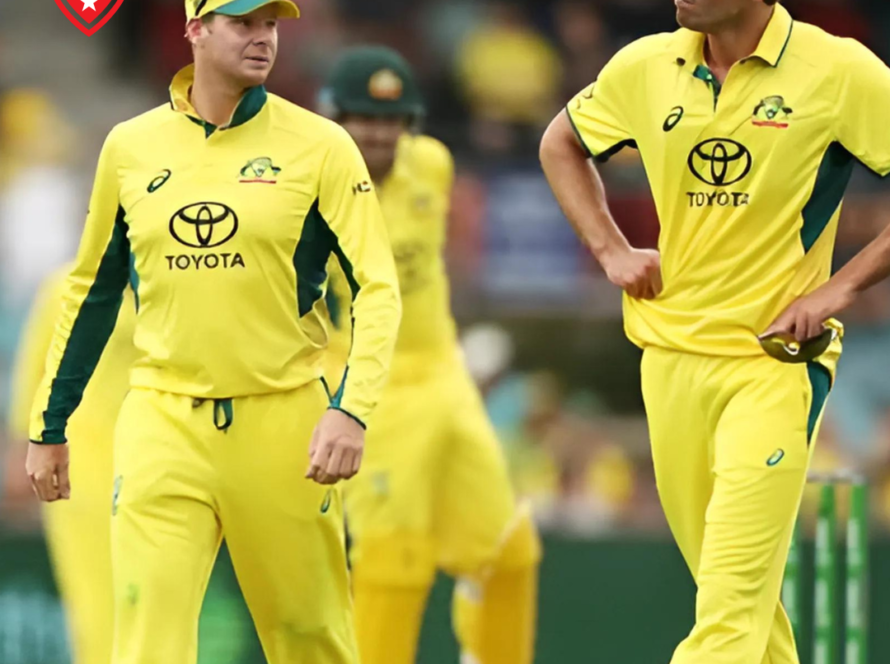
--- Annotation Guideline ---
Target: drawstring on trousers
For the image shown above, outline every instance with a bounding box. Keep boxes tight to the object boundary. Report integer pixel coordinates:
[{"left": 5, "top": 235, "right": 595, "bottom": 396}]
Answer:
[
  {"left": 213, "top": 398, "right": 234, "bottom": 432},
  {"left": 193, "top": 397, "right": 234, "bottom": 433}
]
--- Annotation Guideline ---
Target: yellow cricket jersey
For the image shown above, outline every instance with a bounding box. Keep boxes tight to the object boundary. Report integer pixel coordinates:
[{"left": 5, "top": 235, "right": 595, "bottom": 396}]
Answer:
[
  {"left": 31, "top": 65, "right": 401, "bottom": 443},
  {"left": 11, "top": 267, "right": 137, "bottom": 482},
  {"left": 328, "top": 133, "right": 458, "bottom": 383},
  {"left": 567, "top": 5, "right": 890, "bottom": 356}
]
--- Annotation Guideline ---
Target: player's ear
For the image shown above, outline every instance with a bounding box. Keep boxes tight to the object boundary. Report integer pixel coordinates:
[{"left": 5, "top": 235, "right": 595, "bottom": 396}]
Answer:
[{"left": 185, "top": 17, "right": 207, "bottom": 45}]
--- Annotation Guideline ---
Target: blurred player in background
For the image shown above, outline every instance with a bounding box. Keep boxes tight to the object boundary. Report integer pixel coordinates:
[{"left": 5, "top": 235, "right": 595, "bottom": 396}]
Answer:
[
  {"left": 24, "top": 1, "right": 401, "bottom": 663},
  {"left": 541, "top": 0, "right": 890, "bottom": 662},
  {"left": 321, "top": 47, "right": 541, "bottom": 664},
  {"left": 5, "top": 270, "right": 260, "bottom": 664},
  {"left": 6, "top": 266, "right": 137, "bottom": 664}
]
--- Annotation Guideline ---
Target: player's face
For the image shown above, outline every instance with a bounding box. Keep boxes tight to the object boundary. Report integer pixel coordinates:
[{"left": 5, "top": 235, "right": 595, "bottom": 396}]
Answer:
[
  {"left": 675, "top": 0, "right": 757, "bottom": 32},
  {"left": 196, "top": 7, "right": 279, "bottom": 88},
  {"left": 340, "top": 115, "right": 408, "bottom": 181}
]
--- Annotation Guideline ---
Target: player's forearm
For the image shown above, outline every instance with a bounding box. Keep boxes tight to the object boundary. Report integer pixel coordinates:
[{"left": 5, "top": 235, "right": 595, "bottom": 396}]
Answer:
[
  {"left": 831, "top": 224, "right": 890, "bottom": 296},
  {"left": 540, "top": 111, "right": 631, "bottom": 263}
]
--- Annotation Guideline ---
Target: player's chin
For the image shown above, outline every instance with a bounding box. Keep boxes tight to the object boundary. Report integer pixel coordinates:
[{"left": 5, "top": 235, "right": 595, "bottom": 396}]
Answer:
[
  {"left": 676, "top": 12, "right": 698, "bottom": 29},
  {"left": 675, "top": 3, "right": 704, "bottom": 30},
  {"left": 238, "top": 59, "right": 273, "bottom": 85}
]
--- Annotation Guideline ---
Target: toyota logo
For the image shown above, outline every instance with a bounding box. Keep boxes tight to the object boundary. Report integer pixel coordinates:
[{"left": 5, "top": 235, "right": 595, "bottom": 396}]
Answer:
[
  {"left": 170, "top": 202, "right": 238, "bottom": 249},
  {"left": 688, "top": 139, "right": 753, "bottom": 186}
]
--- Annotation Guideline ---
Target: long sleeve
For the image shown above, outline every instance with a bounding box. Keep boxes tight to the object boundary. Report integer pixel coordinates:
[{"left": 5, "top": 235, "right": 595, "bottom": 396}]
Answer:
[
  {"left": 9, "top": 270, "right": 68, "bottom": 441},
  {"left": 29, "top": 128, "right": 132, "bottom": 444},
  {"left": 316, "top": 126, "right": 401, "bottom": 426}
]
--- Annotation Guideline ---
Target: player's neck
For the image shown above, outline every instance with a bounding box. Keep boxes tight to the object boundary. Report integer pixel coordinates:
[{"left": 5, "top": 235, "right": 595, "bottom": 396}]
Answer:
[
  {"left": 190, "top": 64, "right": 247, "bottom": 128},
  {"left": 704, "top": 6, "right": 774, "bottom": 81}
]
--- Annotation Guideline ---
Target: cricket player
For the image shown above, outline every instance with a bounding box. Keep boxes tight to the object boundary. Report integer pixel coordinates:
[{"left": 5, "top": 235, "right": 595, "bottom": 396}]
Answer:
[
  {"left": 540, "top": 1, "right": 890, "bottom": 663},
  {"left": 320, "top": 47, "right": 541, "bottom": 664},
  {"left": 7, "top": 267, "right": 137, "bottom": 664},
  {"left": 25, "top": 2, "right": 401, "bottom": 663}
]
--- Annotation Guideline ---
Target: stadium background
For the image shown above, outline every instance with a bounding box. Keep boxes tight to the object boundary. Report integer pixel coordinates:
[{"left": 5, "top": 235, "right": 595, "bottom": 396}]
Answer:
[{"left": 1, "top": 0, "right": 889, "bottom": 662}]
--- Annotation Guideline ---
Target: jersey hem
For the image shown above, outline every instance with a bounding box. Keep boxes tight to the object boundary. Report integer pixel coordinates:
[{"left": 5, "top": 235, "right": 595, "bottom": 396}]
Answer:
[{"left": 127, "top": 367, "right": 325, "bottom": 401}]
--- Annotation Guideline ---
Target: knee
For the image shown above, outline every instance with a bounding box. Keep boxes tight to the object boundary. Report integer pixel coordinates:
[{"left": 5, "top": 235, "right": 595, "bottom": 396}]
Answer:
[
  {"left": 456, "top": 505, "right": 542, "bottom": 579},
  {"left": 350, "top": 533, "right": 437, "bottom": 588},
  {"left": 490, "top": 506, "right": 542, "bottom": 573}
]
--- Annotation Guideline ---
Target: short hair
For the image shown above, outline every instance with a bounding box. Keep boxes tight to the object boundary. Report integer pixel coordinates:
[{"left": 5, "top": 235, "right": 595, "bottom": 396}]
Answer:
[{"left": 764, "top": 0, "right": 779, "bottom": 5}]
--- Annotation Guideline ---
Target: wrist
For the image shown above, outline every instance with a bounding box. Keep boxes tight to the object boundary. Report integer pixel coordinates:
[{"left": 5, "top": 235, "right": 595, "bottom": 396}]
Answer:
[
  {"left": 827, "top": 274, "right": 859, "bottom": 300},
  {"left": 328, "top": 406, "right": 367, "bottom": 430},
  {"left": 592, "top": 236, "right": 631, "bottom": 266}
]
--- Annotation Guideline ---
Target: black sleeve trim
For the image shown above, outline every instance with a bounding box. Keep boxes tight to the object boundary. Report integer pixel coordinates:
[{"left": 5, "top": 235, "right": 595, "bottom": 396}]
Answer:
[
  {"left": 594, "top": 139, "right": 638, "bottom": 164},
  {"left": 565, "top": 107, "right": 594, "bottom": 159}
]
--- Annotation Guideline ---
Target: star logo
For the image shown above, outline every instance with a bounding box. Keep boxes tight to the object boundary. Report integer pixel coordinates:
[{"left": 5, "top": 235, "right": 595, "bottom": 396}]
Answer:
[{"left": 54, "top": 0, "right": 126, "bottom": 37}]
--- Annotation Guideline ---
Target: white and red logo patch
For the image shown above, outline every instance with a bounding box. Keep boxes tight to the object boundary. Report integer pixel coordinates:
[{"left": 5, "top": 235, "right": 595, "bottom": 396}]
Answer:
[{"left": 54, "top": 0, "right": 125, "bottom": 36}]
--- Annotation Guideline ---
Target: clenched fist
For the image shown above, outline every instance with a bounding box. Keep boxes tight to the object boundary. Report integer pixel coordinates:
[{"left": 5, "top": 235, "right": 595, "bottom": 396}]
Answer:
[
  {"left": 601, "top": 247, "right": 663, "bottom": 300},
  {"left": 305, "top": 409, "right": 365, "bottom": 485}
]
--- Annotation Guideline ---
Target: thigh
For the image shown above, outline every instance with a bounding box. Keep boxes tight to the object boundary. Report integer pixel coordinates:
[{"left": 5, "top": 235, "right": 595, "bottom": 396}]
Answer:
[
  {"left": 220, "top": 382, "right": 357, "bottom": 664},
  {"left": 714, "top": 356, "right": 822, "bottom": 476},
  {"left": 641, "top": 349, "right": 714, "bottom": 577},
  {"left": 112, "top": 389, "right": 223, "bottom": 664},
  {"left": 344, "top": 378, "right": 443, "bottom": 542},
  {"left": 435, "top": 366, "right": 516, "bottom": 574},
  {"left": 690, "top": 360, "right": 817, "bottom": 659}
]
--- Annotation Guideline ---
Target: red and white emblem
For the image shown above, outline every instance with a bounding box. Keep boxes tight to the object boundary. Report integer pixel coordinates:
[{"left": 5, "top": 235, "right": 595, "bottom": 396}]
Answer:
[{"left": 54, "top": 0, "right": 125, "bottom": 36}]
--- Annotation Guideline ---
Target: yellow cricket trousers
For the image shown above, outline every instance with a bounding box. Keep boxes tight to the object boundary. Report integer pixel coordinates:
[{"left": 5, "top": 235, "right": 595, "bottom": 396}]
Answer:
[
  {"left": 110, "top": 381, "right": 357, "bottom": 664},
  {"left": 642, "top": 348, "right": 834, "bottom": 664}
]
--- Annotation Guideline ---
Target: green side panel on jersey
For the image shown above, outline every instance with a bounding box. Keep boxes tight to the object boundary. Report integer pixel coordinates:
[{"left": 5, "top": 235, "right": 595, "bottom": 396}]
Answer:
[
  {"left": 806, "top": 361, "right": 832, "bottom": 444},
  {"left": 293, "top": 199, "right": 362, "bottom": 317},
  {"left": 294, "top": 199, "right": 337, "bottom": 317},
  {"left": 325, "top": 282, "right": 343, "bottom": 328},
  {"left": 800, "top": 142, "right": 854, "bottom": 253},
  {"left": 129, "top": 249, "right": 140, "bottom": 311},
  {"left": 41, "top": 206, "right": 131, "bottom": 444}
]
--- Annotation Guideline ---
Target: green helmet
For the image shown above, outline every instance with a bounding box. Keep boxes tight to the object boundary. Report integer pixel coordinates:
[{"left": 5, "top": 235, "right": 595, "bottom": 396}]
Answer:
[{"left": 319, "top": 46, "right": 425, "bottom": 121}]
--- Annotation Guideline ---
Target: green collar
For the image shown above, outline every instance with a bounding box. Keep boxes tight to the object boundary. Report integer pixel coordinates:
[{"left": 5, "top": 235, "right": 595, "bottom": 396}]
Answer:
[
  {"left": 169, "top": 64, "right": 268, "bottom": 137},
  {"left": 693, "top": 63, "right": 722, "bottom": 108},
  {"left": 672, "top": 4, "right": 794, "bottom": 69},
  {"left": 748, "top": 4, "right": 794, "bottom": 68}
]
